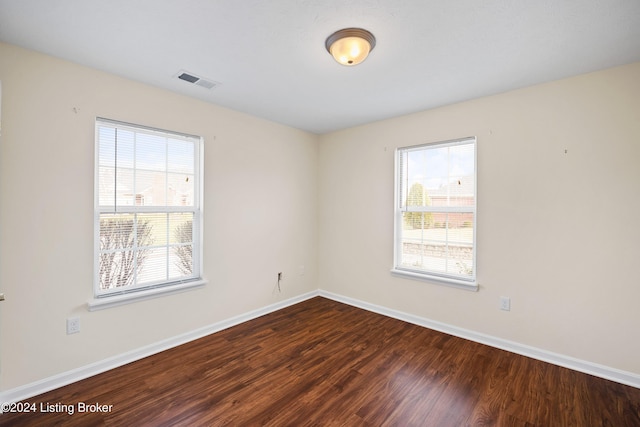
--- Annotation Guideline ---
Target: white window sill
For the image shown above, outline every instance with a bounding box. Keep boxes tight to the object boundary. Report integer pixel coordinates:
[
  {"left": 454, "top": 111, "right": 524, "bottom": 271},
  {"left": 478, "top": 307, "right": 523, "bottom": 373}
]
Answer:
[
  {"left": 87, "top": 279, "right": 207, "bottom": 311},
  {"left": 390, "top": 268, "right": 478, "bottom": 292}
]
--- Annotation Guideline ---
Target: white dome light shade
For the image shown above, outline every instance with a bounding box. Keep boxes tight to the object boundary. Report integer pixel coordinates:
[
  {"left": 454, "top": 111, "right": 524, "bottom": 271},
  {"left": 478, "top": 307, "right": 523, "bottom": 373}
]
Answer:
[{"left": 325, "top": 28, "right": 376, "bottom": 66}]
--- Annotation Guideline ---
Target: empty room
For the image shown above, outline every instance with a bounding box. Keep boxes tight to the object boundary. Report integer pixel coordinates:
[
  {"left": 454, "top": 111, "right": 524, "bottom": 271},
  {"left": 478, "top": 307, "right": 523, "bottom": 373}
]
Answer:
[{"left": 1, "top": 1, "right": 639, "bottom": 425}]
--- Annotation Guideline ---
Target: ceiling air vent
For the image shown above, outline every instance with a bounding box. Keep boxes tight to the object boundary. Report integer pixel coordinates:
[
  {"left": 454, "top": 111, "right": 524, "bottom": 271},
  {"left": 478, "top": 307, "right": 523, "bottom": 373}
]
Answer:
[{"left": 175, "top": 70, "right": 220, "bottom": 90}]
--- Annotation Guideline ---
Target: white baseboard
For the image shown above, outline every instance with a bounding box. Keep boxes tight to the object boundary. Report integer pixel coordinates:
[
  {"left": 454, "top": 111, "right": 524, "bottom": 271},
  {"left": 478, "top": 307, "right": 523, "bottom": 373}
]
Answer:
[
  {"left": 0, "top": 291, "right": 319, "bottom": 405},
  {"left": 319, "top": 290, "right": 640, "bottom": 389},
  {"left": 2, "top": 288, "right": 638, "bottom": 405}
]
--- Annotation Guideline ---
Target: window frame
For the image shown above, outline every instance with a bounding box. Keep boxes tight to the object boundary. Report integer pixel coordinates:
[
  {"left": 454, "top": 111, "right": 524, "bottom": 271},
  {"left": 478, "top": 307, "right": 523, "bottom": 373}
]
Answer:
[
  {"left": 391, "top": 136, "right": 478, "bottom": 291},
  {"left": 91, "top": 118, "right": 205, "bottom": 309}
]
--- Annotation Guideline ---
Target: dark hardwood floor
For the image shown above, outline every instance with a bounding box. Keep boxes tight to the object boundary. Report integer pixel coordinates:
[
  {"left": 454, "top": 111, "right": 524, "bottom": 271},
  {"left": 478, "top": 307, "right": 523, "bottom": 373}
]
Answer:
[{"left": 2, "top": 297, "right": 639, "bottom": 426}]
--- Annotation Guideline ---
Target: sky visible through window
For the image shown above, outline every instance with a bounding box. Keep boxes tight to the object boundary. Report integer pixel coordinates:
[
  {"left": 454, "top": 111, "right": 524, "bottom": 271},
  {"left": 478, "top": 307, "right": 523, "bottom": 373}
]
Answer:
[{"left": 403, "top": 143, "right": 475, "bottom": 205}]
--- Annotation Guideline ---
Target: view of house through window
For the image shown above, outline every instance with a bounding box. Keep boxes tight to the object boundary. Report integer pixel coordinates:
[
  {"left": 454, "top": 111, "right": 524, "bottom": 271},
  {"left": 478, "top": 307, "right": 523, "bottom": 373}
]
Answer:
[
  {"left": 95, "top": 118, "right": 202, "bottom": 297},
  {"left": 394, "top": 137, "right": 476, "bottom": 287}
]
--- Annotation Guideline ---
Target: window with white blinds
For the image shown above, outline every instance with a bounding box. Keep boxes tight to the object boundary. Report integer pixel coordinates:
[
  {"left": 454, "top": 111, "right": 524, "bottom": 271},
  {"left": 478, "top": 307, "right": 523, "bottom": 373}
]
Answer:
[
  {"left": 95, "top": 118, "right": 203, "bottom": 298},
  {"left": 392, "top": 137, "right": 477, "bottom": 289}
]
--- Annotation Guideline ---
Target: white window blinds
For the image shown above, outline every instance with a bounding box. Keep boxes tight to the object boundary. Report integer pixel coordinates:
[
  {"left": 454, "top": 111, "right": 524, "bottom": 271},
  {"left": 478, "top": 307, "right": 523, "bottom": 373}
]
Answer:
[{"left": 95, "top": 118, "right": 202, "bottom": 297}]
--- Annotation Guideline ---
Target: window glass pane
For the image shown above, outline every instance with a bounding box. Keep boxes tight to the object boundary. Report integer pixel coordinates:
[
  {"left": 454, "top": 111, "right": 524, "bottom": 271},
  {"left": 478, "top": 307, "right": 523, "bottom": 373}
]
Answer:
[
  {"left": 137, "top": 247, "right": 168, "bottom": 285},
  {"left": 170, "top": 245, "right": 192, "bottom": 279},
  {"left": 116, "top": 167, "right": 135, "bottom": 206},
  {"left": 408, "top": 146, "right": 449, "bottom": 191},
  {"left": 445, "top": 143, "right": 475, "bottom": 206},
  {"left": 400, "top": 212, "right": 474, "bottom": 278},
  {"left": 405, "top": 183, "right": 434, "bottom": 216},
  {"left": 170, "top": 213, "right": 193, "bottom": 279},
  {"left": 99, "top": 250, "right": 137, "bottom": 289},
  {"left": 403, "top": 143, "right": 474, "bottom": 208},
  {"left": 99, "top": 213, "right": 141, "bottom": 290},
  {"left": 100, "top": 213, "right": 136, "bottom": 251},
  {"left": 138, "top": 213, "right": 167, "bottom": 246},
  {"left": 168, "top": 138, "right": 195, "bottom": 174},
  {"left": 135, "top": 170, "right": 166, "bottom": 206},
  {"left": 116, "top": 130, "right": 135, "bottom": 169},
  {"left": 98, "top": 127, "right": 115, "bottom": 167},
  {"left": 169, "top": 213, "right": 193, "bottom": 244},
  {"left": 98, "top": 213, "right": 160, "bottom": 290},
  {"left": 98, "top": 166, "right": 115, "bottom": 207},
  {"left": 167, "top": 172, "right": 194, "bottom": 206},
  {"left": 136, "top": 133, "right": 166, "bottom": 171}
]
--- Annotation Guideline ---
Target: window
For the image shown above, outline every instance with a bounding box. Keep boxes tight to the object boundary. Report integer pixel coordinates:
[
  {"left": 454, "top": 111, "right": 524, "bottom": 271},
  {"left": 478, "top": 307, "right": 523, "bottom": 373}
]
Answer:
[
  {"left": 94, "top": 118, "right": 203, "bottom": 301},
  {"left": 392, "top": 137, "right": 477, "bottom": 289}
]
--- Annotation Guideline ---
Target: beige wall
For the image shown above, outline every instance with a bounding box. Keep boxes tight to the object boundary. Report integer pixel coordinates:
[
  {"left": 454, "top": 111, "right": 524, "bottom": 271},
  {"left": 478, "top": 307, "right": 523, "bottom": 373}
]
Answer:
[
  {"left": 0, "top": 42, "right": 318, "bottom": 390},
  {"left": 318, "top": 62, "right": 640, "bottom": 375}
]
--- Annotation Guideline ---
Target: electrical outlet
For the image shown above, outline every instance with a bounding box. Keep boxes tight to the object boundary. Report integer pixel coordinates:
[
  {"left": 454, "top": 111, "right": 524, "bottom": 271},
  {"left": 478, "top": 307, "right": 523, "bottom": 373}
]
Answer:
[
  {"left": 499, "top": 296, "right": 511, "bottom": 311},
  {"left": 67, "top": 317, "right": 80, "bottom": 334}
]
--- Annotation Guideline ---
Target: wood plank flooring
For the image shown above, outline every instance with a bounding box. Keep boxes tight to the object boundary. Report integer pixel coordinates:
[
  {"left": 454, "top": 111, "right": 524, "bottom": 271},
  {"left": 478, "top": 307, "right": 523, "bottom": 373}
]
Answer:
[{"left": 1, "top": 297, "right": 639, "bottom": 426}]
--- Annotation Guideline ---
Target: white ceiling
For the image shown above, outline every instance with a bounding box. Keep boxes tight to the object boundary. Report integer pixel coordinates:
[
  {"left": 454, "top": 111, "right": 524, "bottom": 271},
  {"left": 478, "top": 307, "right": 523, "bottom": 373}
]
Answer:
[{"left": 1, "top": 0, "right": 639, "bottom": 134}]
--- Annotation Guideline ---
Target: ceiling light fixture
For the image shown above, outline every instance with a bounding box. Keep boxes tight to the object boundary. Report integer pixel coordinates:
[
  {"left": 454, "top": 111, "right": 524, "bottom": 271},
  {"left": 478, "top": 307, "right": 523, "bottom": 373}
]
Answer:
[{"left": 325, "top": 28, "right": 376, "bottom": 66}]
